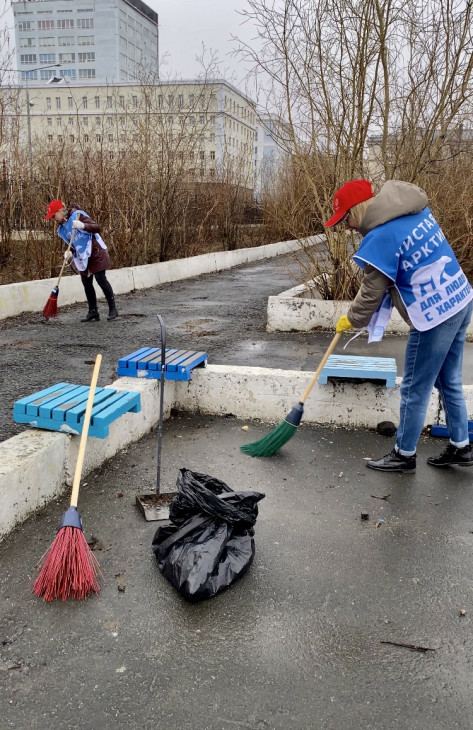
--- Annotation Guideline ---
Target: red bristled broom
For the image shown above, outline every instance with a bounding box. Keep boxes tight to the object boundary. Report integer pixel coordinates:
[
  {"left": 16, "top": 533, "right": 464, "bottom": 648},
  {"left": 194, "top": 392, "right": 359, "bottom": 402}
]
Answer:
[
  {"left": 33, "top": 354, "right": 103, "bottom": 601},
  {"left": 42, "top": 214, "right": 79, "bottom": 319}
]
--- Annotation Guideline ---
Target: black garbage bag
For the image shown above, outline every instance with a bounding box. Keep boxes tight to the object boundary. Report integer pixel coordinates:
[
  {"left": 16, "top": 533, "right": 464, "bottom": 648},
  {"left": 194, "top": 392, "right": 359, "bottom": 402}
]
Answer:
[{"left": 152, "top": 468, "right": 265, "bottom": 601}]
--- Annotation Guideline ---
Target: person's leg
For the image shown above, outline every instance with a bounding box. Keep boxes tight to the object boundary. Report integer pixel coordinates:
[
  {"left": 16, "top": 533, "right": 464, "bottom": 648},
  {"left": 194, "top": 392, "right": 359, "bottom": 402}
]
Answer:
[
  {"left": 368, "top": 303, "right": 472, "bottom": 472},
  {"left": 94, "top": 270, "right": 118, "bottom": 320},
  {"left": 80, "top": 273, "right": 100, "bottom": 321},
  {"left": 428, "top": 300, "right": 473, "bottom": 467}
]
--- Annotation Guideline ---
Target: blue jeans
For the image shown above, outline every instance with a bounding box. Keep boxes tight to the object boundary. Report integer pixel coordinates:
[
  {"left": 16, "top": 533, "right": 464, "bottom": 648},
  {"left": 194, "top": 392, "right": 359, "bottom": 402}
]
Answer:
[{"left": 396, "top": 300, "right": 472, "bottom": 455}]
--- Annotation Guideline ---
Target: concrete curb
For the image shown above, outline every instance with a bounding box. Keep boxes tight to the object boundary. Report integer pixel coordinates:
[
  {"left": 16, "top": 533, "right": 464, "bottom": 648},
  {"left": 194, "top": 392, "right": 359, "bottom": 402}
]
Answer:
[
  {"left": 0, "top": 237, "right": 321, "bottom": 320},
  {"left": 2, "top": 363, "right": 471, "bottom": 542},
  {"left": 267, "top": 283, "right": 473, "bottom": 336}
]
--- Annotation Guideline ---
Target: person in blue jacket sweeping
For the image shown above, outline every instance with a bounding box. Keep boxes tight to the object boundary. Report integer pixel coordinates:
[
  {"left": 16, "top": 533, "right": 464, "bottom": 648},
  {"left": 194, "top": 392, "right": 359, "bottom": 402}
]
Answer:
[
  {"left": 45, "top": 199, "right": 118, "bottom": 322},
  {"left": 324, "top": 179, "right": 473, "bottom": 473}
]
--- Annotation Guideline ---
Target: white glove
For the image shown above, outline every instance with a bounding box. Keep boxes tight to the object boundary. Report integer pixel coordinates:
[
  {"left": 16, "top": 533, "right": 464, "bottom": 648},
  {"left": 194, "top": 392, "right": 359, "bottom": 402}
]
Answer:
[
  {"left": 64, "top": 250, "right": 73, "bottom": 263},
  {"left": 72, "top": 219, "right": 85, "bottom": 230}
]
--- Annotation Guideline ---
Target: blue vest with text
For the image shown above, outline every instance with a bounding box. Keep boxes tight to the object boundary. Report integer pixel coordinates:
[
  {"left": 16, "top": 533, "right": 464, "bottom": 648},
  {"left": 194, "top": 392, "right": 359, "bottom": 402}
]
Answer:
[{"left": 353, "top": 207, "right": 473, "bottom": 331}]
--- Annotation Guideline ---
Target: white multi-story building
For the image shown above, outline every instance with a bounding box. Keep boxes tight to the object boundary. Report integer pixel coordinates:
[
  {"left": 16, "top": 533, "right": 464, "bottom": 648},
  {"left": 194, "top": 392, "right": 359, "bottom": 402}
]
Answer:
[
  {"left": 12, "top": 0, "right": 159, "bottom": 84},
  {"left": 253, "top": 114, "right": 287, "bottom": 200},
  {"left": 6, "top": 78, "right": 257, "bottom": 186}
]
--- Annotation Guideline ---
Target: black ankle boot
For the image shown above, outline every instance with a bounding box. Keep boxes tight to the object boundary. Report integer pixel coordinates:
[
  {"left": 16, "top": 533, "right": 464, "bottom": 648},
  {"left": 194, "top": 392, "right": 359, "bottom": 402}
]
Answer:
[
  {"left": 107, "top": 305, "right": 118, "bottom": 321},
  {"left": 366, "top": 448, "right": 416, "bottom": 473},
  {"left": 81, "top": 308, "right": 100, "bottom": 322},
  {"left": 427, "top": 443, "right": 473, "bottom": 468}
]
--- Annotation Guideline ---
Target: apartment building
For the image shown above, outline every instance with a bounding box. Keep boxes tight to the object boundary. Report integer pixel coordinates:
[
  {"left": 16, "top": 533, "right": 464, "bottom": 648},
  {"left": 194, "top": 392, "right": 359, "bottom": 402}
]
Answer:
[
  {"left": 12, "top": 79, "right": 257, "bottom": 186},
  {"left": 12, "top": 0, "right": 159, "bottom": 84}
]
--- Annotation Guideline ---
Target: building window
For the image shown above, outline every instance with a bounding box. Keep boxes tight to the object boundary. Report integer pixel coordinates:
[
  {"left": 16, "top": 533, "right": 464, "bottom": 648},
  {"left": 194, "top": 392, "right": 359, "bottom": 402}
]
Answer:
[
  {"left": 20, "top": 54, "right": 37, "bottom": 64},
  {"left": 46, "top": 97, "right": 52, "bottom": 109},
  {"left": 47, "top": 118, "right": 52, "bottom": 126},
  {"left": 83, "top": 117, "right": 89, "bottom": 126},
  {"left": 107, "top": 117, "right": 113, "bottom": 127},
  {"left": 96, "top": 134, "right": 101, "bottom": 142},
  {"left": 58, "top": 36, "right": 74, "bottom": 47},
  {"left": 70, "top": 135, "right": 74, "bottom": 143},
  {"left": 78, "top": 36, "right": 94, "bottom": 46},
  {"left": 200, "top": 168, "right": 205, "bottom": 178},
  {"left": 57, "top": 19, "right": 73, "bottom": 30},
  {"left": 199, "top": 116, "right": 205, "bottom": 125},
  {"left": 199, "top": 151, "right": 205, "bottom": 160},
  {"left": 108, "top": 134, "right": 113, "bottom": 142},
  {"left": 210, "top": 150, "right": 215, "bottom": 160},
  {"left": 59, "top": 53, "right": 75, "bottom": 63},
  {"left": 209, "top": 168, "right": 215, "bottom": 178},
  {"left": 79, "top": 69, "right": 95, "bottom": 79},
  {"left": 82, "top": 96, "right": 88, "bottom": 109},
  {"left": 48, "top": 134, "right": 53, "bottom": 142},
  {"left": 67, "top": 97, "right": 73, "bottom": 109},
  {"left": 39, "top": 36, "right": 56, "bottom": 47},
  {"left": 38, "top": 20, "right": 54, "bottom": 31},
  {"left": 168, "top": 95, "right": 174, "bottom": 108},
  {"left": 56, "top": 118, "right": 62, "bottom": 126},
  {"left": 210, "top": 133, "right": 215, "bottom": 142},
  {"left": 59, "top": 69, "right": 76, "bottom": 79},
  {"left": 20, "top": 38, "right": 35, "bottom": 48},
  {"left": 132, "top": 96, "right": 138, "bottom": 108},
  {"left": 40, "top": 69, "right": 55, "bottom": 80},
  {"left": 77, "top": 18, "right": 94, "bottom": 29},
  {"left": 189, "top": 116, "right": 195, "bottom": 125},
  {"left": 107, "top": 96, "right": 113, "bottom": 109},
  {"left": 158, "top": 95, "right": 163, "bottom": 108},
  {"left": 119, "top": 96, "right": 125, "bottom": 107},
  {"left": 178, "top": 94, "right": 184, "bottom": 108},
  {"left": 39, "top": 53, "right": 55, "bottom": 63},
  {"left": 84, "top": 134, "right": 89, "bottom": 142},
  {"left": 18, "top": 21, "right": 34, "bottom": 31},
  {"left": 56, "top": 97, "right": 61, "bottom": 110},
  {"left": 95, "top": 96, "right": 100, "bottom": 109},
  {"left": 69, "top": 117, "right": 74, "bottom": 126},
  {"left": 78, "top": 52, "right": 95, "bottom": 63},
  {"left": 189, "top": 94, "right": 195, "bottom": 106},
  {"left": 95, "top": 117, "right": 101, "bottom": 126}
]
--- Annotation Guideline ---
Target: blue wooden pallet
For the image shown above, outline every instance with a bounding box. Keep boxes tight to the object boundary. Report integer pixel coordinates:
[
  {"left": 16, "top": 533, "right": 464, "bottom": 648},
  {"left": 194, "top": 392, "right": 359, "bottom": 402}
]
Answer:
[
  {"left": 430, "top": 421, "right": 473, "bottom": 442},
  {"left": 13, "top": 382, "right": 141, "bottom": 439},
  {"left": 319, "top": 355, "right": 397, "bottom": 387},
  {"left": 117, "top": 347, "right": 207, "bottom": 381}
]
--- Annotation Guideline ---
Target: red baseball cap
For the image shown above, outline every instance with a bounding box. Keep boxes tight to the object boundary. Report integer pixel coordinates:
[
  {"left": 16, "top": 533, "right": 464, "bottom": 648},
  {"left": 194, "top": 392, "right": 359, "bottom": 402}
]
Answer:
[
  {"left": 324, "top": 179, "right": 374, "bottom": 227},
  {"left": 45, "top": 199, "right": 65, "bottom": 220}
]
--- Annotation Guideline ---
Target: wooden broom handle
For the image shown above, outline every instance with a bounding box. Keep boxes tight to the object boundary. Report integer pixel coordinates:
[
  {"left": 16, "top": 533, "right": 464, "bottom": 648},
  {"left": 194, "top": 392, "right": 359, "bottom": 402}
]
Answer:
[
  {"left": 56, "top": 213, "right": 80, "bottom": 287},
  {"left": 300, "top": 332, "right": 342, "bottom": 404},
  {"left": 70, "top": 354, "right": 102, "bottom": 508}
]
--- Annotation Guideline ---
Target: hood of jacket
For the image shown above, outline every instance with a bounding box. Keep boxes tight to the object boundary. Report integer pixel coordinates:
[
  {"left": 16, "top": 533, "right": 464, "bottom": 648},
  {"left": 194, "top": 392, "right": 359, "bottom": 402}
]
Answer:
[{"left": 359, "top": 180, "right": 428, "bottom": 236}]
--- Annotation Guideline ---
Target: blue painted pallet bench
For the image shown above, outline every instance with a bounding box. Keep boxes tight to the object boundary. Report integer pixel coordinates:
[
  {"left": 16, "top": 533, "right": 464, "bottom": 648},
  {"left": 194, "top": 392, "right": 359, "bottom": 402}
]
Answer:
[
  {"left": 13, "top": 382, "right": 141, "bottom": 439},
  {"left": 117, "top": 347, "right": 207, "bottom": 381},
  {"left": 430, "top": 421, "right": 473, "bottom": 442},
  {"left": 319, "top": 355, "right": 397, "bottom": 387}
]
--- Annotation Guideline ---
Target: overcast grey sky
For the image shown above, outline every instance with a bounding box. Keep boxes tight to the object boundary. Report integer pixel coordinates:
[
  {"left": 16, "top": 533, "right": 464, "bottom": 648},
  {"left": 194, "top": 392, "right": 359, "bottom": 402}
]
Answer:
[{"left": 147, "top": 0, "right": 256, "bottom": 83}]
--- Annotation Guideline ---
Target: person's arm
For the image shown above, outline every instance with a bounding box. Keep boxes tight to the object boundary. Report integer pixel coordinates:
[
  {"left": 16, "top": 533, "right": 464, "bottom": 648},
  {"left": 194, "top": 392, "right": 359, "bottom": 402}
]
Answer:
[
  {"left": 76, "top": 212, "right": 101, "bottom": 235},
  {"left": 347, "top": 264, "right": 392, "bottom": 328}
]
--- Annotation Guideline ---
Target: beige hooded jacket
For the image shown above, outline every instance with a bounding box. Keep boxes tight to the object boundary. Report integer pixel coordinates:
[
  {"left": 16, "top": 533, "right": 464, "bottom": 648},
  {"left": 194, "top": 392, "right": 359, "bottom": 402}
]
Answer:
[{"left": 347, "top": 180, "right": 429, "bottom": 329}]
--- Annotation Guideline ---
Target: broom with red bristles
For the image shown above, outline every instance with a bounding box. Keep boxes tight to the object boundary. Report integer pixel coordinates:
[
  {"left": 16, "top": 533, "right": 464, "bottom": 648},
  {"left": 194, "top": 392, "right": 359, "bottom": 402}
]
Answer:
[
  {"left": 33, "top": 354, "right": 103, "bottom": 601},
  {"left": 42, "top": 213, "right": 80, "bottom": 320}
]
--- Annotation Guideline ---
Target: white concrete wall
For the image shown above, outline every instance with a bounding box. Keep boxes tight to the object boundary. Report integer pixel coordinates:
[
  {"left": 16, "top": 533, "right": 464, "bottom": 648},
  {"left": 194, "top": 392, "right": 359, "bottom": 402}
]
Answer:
[
  {"left": 2, "top": 363, "right": 472, "bottom": 542},
  {"left": 0, "top": 237, "right": 319, "bottom": 321},
  {"left": 267, "top": 283, "right": 473, "bottom": 336}
]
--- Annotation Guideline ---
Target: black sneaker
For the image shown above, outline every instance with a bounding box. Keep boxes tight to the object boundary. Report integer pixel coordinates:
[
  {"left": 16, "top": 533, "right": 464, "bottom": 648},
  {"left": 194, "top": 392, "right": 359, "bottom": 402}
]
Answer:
[
  {"left": 427, "top": 443, "right": 473, "bottom": 468},
  {"left": 367, "top": 449, "right": 416, "bottom": 473}
]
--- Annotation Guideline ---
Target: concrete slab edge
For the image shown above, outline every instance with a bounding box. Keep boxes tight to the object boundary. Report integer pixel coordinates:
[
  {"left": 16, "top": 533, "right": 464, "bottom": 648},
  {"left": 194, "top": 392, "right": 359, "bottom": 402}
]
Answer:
[
  {"left": 0, "top": 237, "right": 323, "bottom": 321},
  {"left": 267, "top": 286, "right": 473, "bottom": 336},
  {"left": 2, "top": 363, "right": 471, "bottom": 542}
]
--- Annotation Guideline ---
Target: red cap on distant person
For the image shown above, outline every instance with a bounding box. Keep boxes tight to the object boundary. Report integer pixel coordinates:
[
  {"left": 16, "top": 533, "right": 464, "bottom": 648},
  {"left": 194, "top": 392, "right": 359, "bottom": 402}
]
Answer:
[
  {"left": 324, "top": 179, "right": 374, "bottom": 227},
  {"left": 45, "top": 199, "right": 65, "bottom": 220}
]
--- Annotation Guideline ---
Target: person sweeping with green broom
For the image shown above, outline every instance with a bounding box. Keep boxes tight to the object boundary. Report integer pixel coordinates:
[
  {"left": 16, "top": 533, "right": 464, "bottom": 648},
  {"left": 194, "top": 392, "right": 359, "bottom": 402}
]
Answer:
[
  {"left": 45, "top": 199, "right": 118, "bottom": 322},
  {"left": 325, "top": 178, "right": 473, "bottom": 473}
]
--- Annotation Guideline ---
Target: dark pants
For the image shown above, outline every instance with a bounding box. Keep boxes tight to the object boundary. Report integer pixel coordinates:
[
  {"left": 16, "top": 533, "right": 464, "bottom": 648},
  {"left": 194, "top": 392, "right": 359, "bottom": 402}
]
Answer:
[{"left": 81, "top": 270, "right": 115, "bottom": 310}]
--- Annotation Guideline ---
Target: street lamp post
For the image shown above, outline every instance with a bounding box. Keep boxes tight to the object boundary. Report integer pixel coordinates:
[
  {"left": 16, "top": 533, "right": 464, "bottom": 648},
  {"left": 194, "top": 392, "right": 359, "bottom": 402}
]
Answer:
[{"left": 23, "top": 63, "right": 61, "bottom": 172}]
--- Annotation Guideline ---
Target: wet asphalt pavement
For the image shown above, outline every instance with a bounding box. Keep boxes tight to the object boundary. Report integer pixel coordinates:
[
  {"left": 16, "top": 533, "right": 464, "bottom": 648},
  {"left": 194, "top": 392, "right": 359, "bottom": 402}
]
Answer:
[{"left": 1, "top": 253, "right": 473, "bottom": 729}]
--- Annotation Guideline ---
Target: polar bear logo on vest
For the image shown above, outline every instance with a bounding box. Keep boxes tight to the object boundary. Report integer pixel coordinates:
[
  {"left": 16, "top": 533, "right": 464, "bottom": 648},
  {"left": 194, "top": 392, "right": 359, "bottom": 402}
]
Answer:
[{"left": 410, "top": 255, "right": 452, "bottom": 299}]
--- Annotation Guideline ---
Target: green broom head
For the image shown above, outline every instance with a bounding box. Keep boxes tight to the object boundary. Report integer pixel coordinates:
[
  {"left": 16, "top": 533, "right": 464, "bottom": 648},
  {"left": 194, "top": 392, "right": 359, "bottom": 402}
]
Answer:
[{"left": 240, "top": 402, "right": 304, "bottom": 457}]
